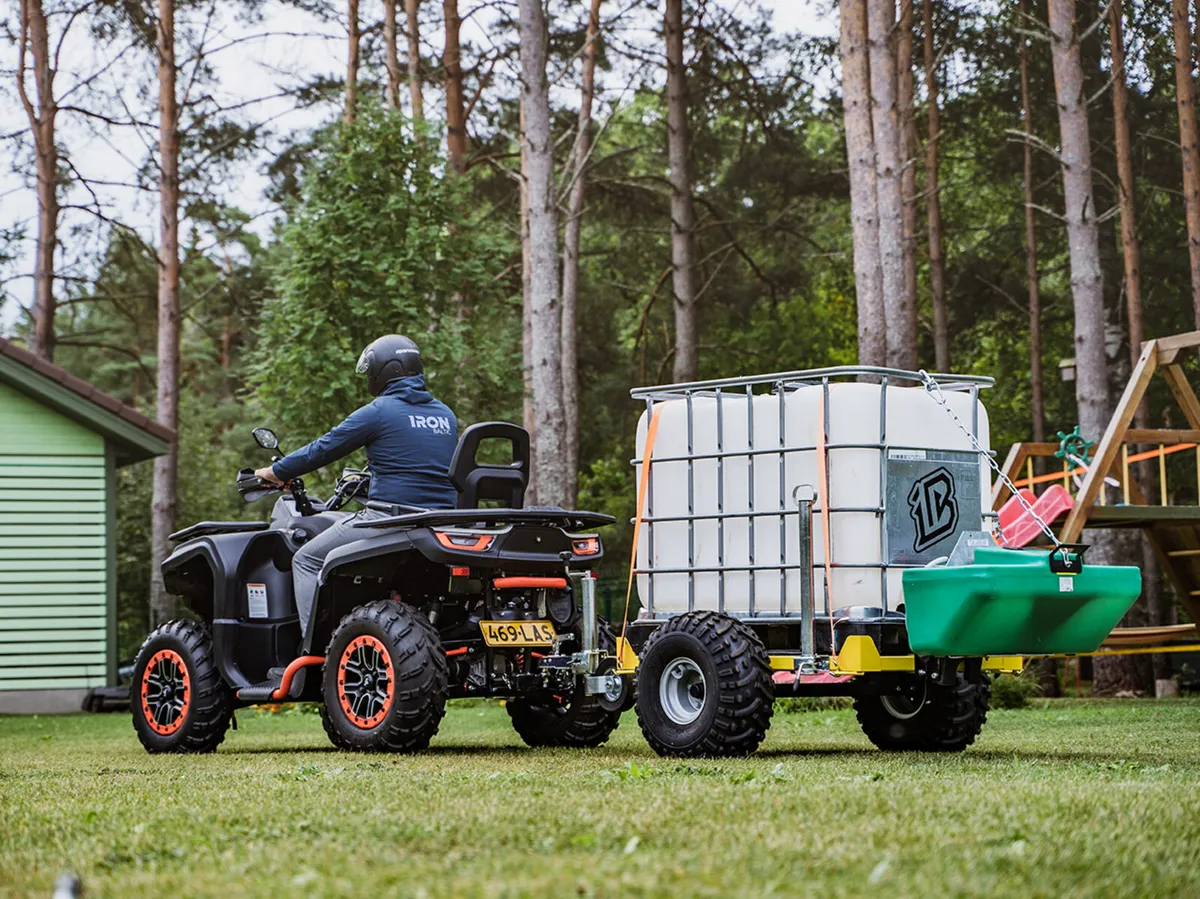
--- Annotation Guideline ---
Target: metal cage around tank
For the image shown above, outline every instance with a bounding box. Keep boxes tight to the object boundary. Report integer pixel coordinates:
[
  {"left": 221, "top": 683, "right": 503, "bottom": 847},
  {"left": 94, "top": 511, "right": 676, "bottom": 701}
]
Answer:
[{"left": 629, "top": 366, "right": 995, "bottom": 637}]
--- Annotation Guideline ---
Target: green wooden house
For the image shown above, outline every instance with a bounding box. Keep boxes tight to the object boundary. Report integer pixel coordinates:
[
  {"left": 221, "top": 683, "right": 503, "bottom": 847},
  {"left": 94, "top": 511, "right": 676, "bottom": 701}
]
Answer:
[{"left": 0, "top": 337, "right": 171, "bottom": 713}]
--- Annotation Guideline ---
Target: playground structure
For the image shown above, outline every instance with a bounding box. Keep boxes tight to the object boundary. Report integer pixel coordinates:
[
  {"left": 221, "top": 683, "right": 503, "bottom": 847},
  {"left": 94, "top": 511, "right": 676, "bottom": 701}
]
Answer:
[
  {"left": 993, "top": 330, "right": 1200, "bottom": 655},
  {"left": 620, "top": 366, "right": 1141, "bottom": 757}
]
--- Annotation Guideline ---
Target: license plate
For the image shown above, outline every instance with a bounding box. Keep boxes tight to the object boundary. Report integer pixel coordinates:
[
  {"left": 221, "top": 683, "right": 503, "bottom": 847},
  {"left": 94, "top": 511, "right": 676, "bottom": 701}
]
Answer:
[{"left": 479, "top": 620, "right": 557, "bottom": 647}]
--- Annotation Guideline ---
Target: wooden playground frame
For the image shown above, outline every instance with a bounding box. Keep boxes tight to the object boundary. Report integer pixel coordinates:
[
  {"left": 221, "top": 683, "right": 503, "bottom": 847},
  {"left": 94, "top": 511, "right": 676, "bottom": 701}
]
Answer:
[{"left": 993, "top": 330, "right": 1200, "bottom": 651}]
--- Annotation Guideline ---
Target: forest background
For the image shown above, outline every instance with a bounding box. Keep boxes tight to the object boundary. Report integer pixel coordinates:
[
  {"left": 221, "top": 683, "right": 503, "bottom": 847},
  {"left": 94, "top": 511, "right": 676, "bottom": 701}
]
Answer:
[{"left": 4, "top": 0, "right": 1198, "bottom": 695}]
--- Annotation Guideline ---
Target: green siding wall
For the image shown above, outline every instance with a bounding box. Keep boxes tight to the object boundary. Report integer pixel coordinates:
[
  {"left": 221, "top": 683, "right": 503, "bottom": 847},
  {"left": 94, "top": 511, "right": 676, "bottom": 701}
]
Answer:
[{"left": 0, "top": 382, "right": 108, "bottom": 690}]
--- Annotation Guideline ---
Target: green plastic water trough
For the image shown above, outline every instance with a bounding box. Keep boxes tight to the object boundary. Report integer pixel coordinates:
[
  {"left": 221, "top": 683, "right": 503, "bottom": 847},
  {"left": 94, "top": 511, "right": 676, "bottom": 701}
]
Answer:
[{"left": 901, "top": 547, "right": 1142, "bottom": 657}]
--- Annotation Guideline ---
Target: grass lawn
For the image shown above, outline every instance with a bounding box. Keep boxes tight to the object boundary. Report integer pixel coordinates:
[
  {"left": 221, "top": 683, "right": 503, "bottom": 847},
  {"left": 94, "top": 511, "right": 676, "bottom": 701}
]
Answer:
[{"left": 2, "top": 699, "right": 1199, "bottom": 898}]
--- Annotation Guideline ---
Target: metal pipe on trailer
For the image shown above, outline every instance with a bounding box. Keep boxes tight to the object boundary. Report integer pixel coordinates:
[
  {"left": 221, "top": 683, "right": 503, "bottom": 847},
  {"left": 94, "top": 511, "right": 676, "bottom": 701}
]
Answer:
[{"left": 794, "top": 484, "right": 816, "bottom": 664}]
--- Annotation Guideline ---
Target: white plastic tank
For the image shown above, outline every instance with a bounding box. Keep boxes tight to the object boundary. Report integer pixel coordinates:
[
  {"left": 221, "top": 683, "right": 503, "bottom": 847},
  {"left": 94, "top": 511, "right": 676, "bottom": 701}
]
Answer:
[{"left": 633, "top": 379, "right": 990, "bottom": 618}]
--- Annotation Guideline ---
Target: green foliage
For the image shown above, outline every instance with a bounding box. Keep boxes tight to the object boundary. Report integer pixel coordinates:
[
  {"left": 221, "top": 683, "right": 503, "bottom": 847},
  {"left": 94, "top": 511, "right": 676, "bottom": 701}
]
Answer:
[
  {"left": 991, "top": 670, "right": 1044, "bottom": 710},
  {"left": 253, "top": 104, "right": 521, "bottom": 445}
]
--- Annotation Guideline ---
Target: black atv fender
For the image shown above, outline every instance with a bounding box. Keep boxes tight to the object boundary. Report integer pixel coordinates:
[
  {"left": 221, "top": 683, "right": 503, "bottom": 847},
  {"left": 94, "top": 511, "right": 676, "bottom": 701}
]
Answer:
[
  {"left": 161, "top": 532, "right": 262, "bottom": 690},
  {"left": 305, "top": 529, "right": 419, "bottom": 653}
]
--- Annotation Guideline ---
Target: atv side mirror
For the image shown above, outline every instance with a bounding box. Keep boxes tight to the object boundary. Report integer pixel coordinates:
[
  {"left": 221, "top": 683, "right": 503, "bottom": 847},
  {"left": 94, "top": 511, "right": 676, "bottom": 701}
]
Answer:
[{"left": 252, "top": 427, "right": 279, "bottom": 450}]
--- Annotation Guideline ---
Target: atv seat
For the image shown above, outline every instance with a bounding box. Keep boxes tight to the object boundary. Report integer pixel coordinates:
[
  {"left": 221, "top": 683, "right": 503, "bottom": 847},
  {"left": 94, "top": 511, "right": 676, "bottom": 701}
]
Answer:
[{"left": 449, "top": 422, "right": 530, "bottom": 509}]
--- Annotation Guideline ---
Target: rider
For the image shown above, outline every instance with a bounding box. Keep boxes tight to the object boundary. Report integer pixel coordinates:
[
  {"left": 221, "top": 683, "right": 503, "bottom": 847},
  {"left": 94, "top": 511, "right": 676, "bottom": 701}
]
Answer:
[{"left": 255, "top": 335, "right": 458, "bottom": 642}]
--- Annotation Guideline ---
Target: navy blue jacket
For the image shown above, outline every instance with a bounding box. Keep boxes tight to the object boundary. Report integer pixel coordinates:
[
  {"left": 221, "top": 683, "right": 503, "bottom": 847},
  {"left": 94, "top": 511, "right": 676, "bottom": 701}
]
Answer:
[{"left": 272, "top": 376, "right": 458, "bottom": 508}]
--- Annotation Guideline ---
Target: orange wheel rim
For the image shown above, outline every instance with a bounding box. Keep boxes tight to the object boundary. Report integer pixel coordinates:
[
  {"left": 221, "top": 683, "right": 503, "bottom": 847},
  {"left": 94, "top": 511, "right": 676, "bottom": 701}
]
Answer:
[
  {"left": 337, "top": 635, "right": 394, "bottom": 730},
  {"left": 140, "top": 649, "right": 191, "bottom": 736}
]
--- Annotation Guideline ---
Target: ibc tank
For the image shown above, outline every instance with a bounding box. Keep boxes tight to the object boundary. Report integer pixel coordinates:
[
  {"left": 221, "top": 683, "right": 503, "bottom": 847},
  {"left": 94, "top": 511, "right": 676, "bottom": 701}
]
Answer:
[{"left": 632, "top": 375, "right": 991, "bottom": 619}]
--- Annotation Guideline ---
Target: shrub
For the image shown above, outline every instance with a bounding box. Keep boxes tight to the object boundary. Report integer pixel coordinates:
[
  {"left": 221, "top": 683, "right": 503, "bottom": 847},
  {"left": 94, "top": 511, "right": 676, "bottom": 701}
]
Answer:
[{"left": 990, "top": 670, "right": 1042, "bottom": 709}]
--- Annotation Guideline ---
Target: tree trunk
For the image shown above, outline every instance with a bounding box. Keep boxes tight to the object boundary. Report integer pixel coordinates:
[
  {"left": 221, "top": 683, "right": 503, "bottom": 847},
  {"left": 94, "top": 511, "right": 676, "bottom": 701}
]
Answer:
[
  {"left": 1114, "top": 0, "right": 1168, "bottom": 684},
  {"left": 150, "top": 0, "right": 181, "bottom": 627},
  {"left": 868, "top": 0, "right": 912, "bottom": 370},
  {"left": 897, "top": 0, "right": 919, "bottom": 369},
  {"left": 665, "top": 0, "right": 698, "bottom": 383},
  {"left": 1049, "top": 0, "right": 1138, "bottom": 694},
  {"left": 406, "top": 0, "right": 423, "bottom": 122},
  {"left": 1019, "top": 0, "right": 1043, "bottom": 442},
  {"left": 1174, "top": 0, "right": 1200, "bottom": 326},
  {"left": 345, "top": 0, "right": 360, "bottom": 124},
  {"left": 841, "top": 0, "right": 885, "bottom": 367},
  {"left": 444, "top": 0, "right": 467, "bottom": 173},
  {"left": 923, "top": 0, "right": 947, "bottom": 371},
  {"left": 519, "top": 102, "right": 536, "bottom": 500},
  {"left": 519, "top": 0, "right": 567, "bottom": 504},
  {"left": 1047, "top": 0, "right": 1109, "bottom": 445},
  {"left": 1111, "top": 0, "right": 1147, "bottom": 433},
  {"left": 17, "top": 0, "right": 58, "bottom": 361},
  {"left": 560, "top": 0, "right": 602, "bottom": 507},
  {"left": 384, "top": 0, "right": 401, "bottom": 110}
]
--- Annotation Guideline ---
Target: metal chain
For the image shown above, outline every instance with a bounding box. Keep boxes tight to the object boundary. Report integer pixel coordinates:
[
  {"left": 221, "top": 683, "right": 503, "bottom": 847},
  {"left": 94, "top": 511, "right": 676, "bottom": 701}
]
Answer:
[{"left": 918, "top": 370, "right": 1061, "bottom": 548}]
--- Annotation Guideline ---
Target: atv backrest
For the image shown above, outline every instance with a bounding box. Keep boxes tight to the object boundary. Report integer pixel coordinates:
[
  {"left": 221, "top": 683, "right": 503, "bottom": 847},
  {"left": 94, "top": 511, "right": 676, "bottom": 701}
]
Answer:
[{"left": 448, "top": 422, "right": 530, "bottom": 509}]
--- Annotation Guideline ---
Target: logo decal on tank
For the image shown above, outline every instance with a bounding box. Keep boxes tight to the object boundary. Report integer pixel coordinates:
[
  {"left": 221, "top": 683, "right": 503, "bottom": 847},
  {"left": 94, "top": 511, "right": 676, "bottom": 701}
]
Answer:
[{"left": 906, "top": 467, "right": 959, "bottom": 553}]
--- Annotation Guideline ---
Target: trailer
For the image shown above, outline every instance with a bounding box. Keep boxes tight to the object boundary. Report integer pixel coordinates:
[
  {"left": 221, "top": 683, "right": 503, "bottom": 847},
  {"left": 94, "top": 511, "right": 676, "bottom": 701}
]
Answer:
[{"left": 616, "top": 367, "right": 1142, "bottom": 757}]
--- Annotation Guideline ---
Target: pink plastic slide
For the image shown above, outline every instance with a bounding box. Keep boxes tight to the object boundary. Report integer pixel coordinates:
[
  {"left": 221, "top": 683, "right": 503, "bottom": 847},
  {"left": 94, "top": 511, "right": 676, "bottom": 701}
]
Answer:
[{"left": 997, "top": 484, "right": 1075, "bottom": 548}]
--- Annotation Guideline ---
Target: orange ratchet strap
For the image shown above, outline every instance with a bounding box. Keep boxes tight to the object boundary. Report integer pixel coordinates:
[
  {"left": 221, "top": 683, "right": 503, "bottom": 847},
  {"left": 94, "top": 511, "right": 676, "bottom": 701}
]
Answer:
[{"left": 620, "top": 404, "right": 665, "bottom": 657}]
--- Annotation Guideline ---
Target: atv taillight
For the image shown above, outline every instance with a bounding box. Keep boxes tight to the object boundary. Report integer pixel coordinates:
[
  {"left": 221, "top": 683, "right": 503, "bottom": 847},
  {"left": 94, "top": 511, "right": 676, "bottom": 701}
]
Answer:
[
  {"left": 435, "top": 532, "right": 495, "bottom": 552},
  {"left": 572, "top": 537, "right": 600, "bottom": 556},
  {"left": 451, "top": 567, "right": 470, "bottom": 577}
]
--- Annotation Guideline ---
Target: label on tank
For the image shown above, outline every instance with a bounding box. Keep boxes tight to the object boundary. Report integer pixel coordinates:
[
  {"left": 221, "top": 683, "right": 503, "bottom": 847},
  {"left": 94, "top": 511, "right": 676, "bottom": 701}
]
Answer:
[
  {"left": 247, "top": 583, "right": 269, "bottom": 618},
  {"left": 885, "top": 450, "right": 982, "bottom": 564}
]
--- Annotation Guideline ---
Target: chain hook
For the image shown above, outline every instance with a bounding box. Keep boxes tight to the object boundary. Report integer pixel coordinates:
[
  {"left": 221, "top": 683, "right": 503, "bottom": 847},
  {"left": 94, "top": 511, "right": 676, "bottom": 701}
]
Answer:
[{"left": 918, "top": 369, "right": 1061, "bottom": 549}]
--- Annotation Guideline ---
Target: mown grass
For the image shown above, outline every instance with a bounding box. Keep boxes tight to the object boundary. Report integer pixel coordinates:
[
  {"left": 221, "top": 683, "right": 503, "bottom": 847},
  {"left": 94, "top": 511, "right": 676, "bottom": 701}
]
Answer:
[{"left": 2, "top": 699, "right": 1199, "bottom": 898}]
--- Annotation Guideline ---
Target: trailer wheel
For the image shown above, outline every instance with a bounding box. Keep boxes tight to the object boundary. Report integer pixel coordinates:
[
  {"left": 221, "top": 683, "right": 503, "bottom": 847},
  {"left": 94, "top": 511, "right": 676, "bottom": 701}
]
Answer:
[
  {"left": 131, "top": 620, "right": 233, "bottom": 754},
  {"left": 320, "top": 600, "right": 447, "bottom": 752},
  {"left": 855, "top": 672, "right": 990, "bottom": 752},
  {"left": 635, "top": 611, "right": 773, "bottom": 757},
  {"left": 507, "top": 621, "right": 622, "bottom": 748}
]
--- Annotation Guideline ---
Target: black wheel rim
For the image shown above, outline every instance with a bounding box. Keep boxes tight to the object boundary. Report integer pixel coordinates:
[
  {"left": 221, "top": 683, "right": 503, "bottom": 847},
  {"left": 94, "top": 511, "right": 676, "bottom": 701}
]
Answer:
[
  {"left": 338, "top": 635, "right": 395, "bottom": 729},
  {"left": 141, "top": 649, "right": 190, "bottom": 736}
]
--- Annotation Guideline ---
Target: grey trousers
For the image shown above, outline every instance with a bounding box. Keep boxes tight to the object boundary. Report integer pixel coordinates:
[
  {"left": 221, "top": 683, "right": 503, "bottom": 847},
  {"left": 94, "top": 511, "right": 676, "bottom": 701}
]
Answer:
[{"left": 292, "top": 507, "right": 391, "bottom": 639}]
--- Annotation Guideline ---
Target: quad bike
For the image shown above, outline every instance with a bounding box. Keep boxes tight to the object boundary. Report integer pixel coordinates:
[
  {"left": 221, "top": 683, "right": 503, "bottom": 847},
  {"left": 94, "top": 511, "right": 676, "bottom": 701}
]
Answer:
[{"left": 132, "top": 422, "right": 631, "bottom": 753}]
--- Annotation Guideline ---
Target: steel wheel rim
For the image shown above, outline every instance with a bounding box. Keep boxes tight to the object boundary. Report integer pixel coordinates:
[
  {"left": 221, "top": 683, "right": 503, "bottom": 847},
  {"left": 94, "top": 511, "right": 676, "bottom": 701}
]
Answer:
[
  {"left": 338, "top": 635, "right": 395, "bottom": 730},
  {"left": 141, "top": 648, "right": 191, "bottom": 736},
  {"left": 881, "top": 679, "right": 928, "bottom": 720},
  {"left": 659, "top": 656, "right": 707, "bottom": 726},
  {"left": 602, "top": 676, "right": 624, "bottom": 704}
]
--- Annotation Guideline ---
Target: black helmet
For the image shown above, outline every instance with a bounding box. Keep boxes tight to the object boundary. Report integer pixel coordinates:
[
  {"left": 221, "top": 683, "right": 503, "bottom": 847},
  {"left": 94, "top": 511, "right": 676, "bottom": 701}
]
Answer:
[{"left": 357, "top": 335, "right": 424, "bottom": 396}]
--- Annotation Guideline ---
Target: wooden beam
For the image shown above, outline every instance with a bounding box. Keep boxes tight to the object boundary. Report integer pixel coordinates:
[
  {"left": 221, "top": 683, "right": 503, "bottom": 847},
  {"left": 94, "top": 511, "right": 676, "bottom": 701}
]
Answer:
[
  {"left": 1061, "top": 340, "right": 1158, "bottom": 543},
  {"left": 991, "top": 442, "right": 1062, "bottom": 509},
  {"left": 1020, "top": 442, "right": 1064, "bottom": 456},
  {"left": 1103, "top": 623, "right": 1198, "bottom": 647},
  {"left": 1146, "top": 329, "right": 1200, "bottom": 364},
  {"left": 1141, "top": 527, "right": 1200, "bottom": 625},
  {"left": 1161, "top": 364, "right": 1200, "bottom": 431},
  {"left": 991, "top": 442, "right": 1028, "bottom": 509},
  {"left": 1125, "top": 428, "right": 1200, "bottom": 444}
]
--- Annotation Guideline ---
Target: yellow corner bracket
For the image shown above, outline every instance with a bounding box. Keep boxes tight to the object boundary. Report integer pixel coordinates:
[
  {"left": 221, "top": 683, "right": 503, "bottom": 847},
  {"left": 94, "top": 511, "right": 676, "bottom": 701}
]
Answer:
[
  {"left": 830, "top": 636, "right": 1023, "bottom": 677},
  {"left": 615, "top": 636, "right": 639, "bottom": 675}
]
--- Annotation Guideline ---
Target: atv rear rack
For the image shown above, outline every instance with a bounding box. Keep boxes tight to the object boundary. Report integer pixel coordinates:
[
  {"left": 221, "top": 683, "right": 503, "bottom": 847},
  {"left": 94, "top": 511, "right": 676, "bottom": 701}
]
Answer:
[{"left": 353, "top": 508, "right": 616, "bottom": 530}]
